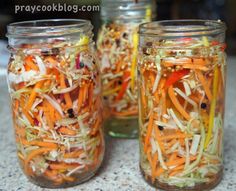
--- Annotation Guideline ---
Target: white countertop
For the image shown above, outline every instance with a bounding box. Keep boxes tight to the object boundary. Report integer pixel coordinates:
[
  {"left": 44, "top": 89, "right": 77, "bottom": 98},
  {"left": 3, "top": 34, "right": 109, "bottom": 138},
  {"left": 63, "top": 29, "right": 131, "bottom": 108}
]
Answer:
[{"left": 0, "top": 57, "right": 236, "bottom": 191}]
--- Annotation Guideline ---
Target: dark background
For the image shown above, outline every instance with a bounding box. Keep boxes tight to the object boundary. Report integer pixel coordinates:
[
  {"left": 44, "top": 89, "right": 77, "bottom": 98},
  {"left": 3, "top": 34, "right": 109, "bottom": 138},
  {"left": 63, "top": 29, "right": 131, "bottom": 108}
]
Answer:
[{"left": 0, "top": 0, "right": 235, "bottom": 55}]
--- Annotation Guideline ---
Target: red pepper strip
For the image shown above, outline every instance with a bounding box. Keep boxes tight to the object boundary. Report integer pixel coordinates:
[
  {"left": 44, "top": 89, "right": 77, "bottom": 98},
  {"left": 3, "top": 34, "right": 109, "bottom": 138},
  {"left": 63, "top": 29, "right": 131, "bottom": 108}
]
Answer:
[
  {"left": 115, "top": 71, "right": 130, "bottom": 101},
  {"left": 211, "top": 41, "right": 227, "bottom": 51},
  {"left": 122, "top": 71, "right": 131, "bottom": 80},
  {"left": 165, "top": 69, "right": 189, "bottom": 89},
  {"left": 211, "top": 41, "right": 220, "bottom": 46},
  {"left": 221, "top": 43, "right": 227, "bottom": 51},
  {"left": 177, "top": 37, "right": 193, "bottom": 42}
]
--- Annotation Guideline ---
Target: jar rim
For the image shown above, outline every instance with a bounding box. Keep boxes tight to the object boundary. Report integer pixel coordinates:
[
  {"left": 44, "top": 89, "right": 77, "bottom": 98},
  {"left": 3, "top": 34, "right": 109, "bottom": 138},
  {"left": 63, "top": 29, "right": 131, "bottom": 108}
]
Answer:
[
  {"left": 139, "top": 20, "right": 226, "bottom": 37},
  {"left": 101, "top": 0, "right": 156, "bottom": 21},
  {"left": 6, "top": 19, "right": 92, "bottom": 38}
]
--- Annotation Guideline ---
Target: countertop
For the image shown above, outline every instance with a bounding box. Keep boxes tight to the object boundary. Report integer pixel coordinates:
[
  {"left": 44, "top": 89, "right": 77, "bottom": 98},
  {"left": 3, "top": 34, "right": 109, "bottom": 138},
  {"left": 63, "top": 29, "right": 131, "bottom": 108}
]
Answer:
[{"left": 0, "top": 57, "right": 236, "bottom": 191}]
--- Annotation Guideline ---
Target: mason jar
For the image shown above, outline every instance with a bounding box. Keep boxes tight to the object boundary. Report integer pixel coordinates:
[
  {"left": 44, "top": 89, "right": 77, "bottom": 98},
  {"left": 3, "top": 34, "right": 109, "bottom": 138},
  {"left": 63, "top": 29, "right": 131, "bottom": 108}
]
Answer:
[
  {"left": 138, "top": 20, "right": 226, "bottom": 190},
  {"left": 97, "top": 0, "right": 156, "bottom": 138},
  {"left": 6, "top": 19, "right": 105, "bottom": 188}
]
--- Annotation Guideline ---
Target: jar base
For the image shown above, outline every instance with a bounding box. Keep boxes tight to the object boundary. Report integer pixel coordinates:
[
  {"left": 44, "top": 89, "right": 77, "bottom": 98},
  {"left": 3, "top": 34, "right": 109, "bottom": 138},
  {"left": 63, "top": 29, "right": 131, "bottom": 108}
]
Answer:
[
  {"left": 140, "top": 165, "right": 223, "bottom": 191},
  {"left": 105, "top": 117, "right": 138, "bottom": 138},
  {"left": 26, "top": 164, "right": 102, "bottom": 188}
]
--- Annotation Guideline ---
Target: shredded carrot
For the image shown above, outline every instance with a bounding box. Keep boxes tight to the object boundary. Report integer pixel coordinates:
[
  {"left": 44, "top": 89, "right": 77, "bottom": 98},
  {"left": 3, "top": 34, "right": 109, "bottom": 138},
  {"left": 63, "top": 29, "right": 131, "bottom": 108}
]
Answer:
[
  {"left": 193, "top": 58, "right": 206, "bottom": 65},
  {"left": 43, "top": 101, "right": 54, "bottom": 129},
  {"left": 155, "top": 166, "right": 165, "bottom": 177},
  {"left": 88, "top": 82, "right": 94, "bottom": 110},
  {"left": 25, "top": 81, "right": 44, "bottom": 111},
  {"left": 205, "top": 66, "right": 219, "bottom": 148},
  {"left": 166, "top": 156, "right": 196, "bottom": 167},
  {"left": 60, "top": 73, "right": 73, "bottom": 109},
  {"left": 58, "top": 127, "right": 77, "bottom": 136},
  {"left": 115, "top": 60, "right": 123, "bottom": 73},
  {"left": 111, "top": 109, "right": 138, "bottom": 117},
  {"left": 44, "top": 169, "right": 64, "bottom": 184},
  {"left": 196, "top": 70, "right": 212, "bottom": 101},
  {"left": 166, "top": 139, "right": 178, "bottom": 148},
  {"left": 83, "top": 83, "right": 89, "bottom": 104},
  {"left": 14, "top": 99, "right": 19, "bottom": 112},
  {"left": 115, "top": 80, "right": 129, "bottom": 101},
  {"left": 182, "top": 64, "right": 209, "bottom": 71},
  {"left": 168, "top": 152, "right": 178, "bottom": 162},
  {"left": 159, "top": 133, "right": 191, "bottom": 141},
  {"left": 25, "top": 55, "right": 39, "bottom": 71},
  {"left": 45, "top": 56, "right": 58, "bottom": 65},
  {"left": 16, "top": 127, "right": 26, "bottom": 137},
  {"left": 151, "top": 152, "right": 158, "bottom": 180},
  {"left": 153, "top": 125, "right": 165, "bottom": 153},
  {"left": 115, "top": 71, "right": 130, "bottom": 101},
  {"left": 144, "top": 110, "right": 154, "bottom": 153},
  {"left": 140, "top": 85, "right": 147, "bottom": 110},
  {"left": 25, "top": 148, "right": 54, "bottom": 168},
  {"left": 78, "top": 86, "right": 84, "bottom": 111},
  {"left": 161, "top": 89, "right": 167, "bottom": 123},
  {"left": 47, "top": 100, "right": 55, "bottom": 123},
  {"left": 163, "top": 58, "right": 192, "bottom": 67},
  {"left": 91, "top": 117, "right": 101, "bottom": 135},
  {"left": 22, "top": 108, "right": 34, "bottom": 125},
  {"left": 49, "top": 163, "right": 80, "bottom": 170},
  {"left": 21, "top": 139, "right": 58, "bottom": 148},
  {"left": 64, "top": 150, "right": 84, "bottom": 158}
]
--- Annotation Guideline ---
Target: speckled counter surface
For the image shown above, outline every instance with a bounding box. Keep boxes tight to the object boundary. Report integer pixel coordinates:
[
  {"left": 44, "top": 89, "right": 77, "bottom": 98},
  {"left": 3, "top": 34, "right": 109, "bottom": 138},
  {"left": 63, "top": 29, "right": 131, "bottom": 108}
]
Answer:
[{"left": 0, "top": 58, "right": 236, "bottom": 191}]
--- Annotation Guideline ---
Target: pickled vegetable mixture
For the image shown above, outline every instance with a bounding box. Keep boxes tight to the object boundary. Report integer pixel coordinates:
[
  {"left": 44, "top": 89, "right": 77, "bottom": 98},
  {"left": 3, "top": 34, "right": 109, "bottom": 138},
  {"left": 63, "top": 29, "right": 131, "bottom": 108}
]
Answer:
[
  {"left": 7, "top": 37, "right": 104, "bottom": 186},
  {"left": 138, "top": 37, "right": 226, "bottom": 188},
  {"left": 97, "top": 22, "right": 139, "bottom": 118}
]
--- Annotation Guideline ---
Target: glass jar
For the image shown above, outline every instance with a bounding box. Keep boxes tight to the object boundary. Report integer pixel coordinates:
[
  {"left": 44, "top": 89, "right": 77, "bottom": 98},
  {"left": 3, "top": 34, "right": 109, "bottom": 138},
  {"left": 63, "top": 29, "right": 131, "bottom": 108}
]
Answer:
[
  {"left": 138, "top": 20, "right": 226, "bottom": 190},
  {"left": 6, "top": 19, "right": 105, "bottom": 188},
  {"left": 97, "top": 0, "right": 156, "bottom": 138}
]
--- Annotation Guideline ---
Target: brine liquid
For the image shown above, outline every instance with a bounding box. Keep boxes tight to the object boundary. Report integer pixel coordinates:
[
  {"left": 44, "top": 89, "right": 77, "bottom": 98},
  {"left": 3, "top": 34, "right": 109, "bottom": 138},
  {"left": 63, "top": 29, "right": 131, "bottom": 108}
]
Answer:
[
  {"left": 105, "top": 117, "right": 138, "bottom": 138},
  {"left": 97, "top": 22, "right": 139, "bottom": 138},
  {"left": 138, "top": 40, "right": 226, "bottom": 190},
  {"left": 8, "top": 44, "right": 105, "bottom": 188}
]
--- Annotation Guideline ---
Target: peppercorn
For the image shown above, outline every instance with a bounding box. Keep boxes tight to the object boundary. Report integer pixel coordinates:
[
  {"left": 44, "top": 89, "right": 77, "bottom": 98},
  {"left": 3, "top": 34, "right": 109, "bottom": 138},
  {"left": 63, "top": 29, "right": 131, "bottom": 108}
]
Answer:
[
  {"left": 146, "top": 42, "right": 152, "bottom": 47},
  {"left": 115, "top": 39, "right": 120, "bottom": 46},
  {"left": 201, "top": 103, "right": 207, "bottom": 109},
  {"left": 41, "top": 50, "right": 50, "bottom": 56},
  {"left": 51, "top": 48, "right": 60, "bottom": 55},
  {"left": 137, "top": 70, "right": 140, "bottom": 76},
  {"left": 118, "top": 80, "right": 122, "bottom": 85},
  {"left": 143, "top": 47, "right": 150, "bottom": 55},
  {"left": 79, "top": 62, "right": 85, "bottom": 68},
  {"left": 67, "top": 108, "right": 74, "bottom": 114},
  {"left": 158, "top": 125, "right": 164, "bottom": 131},
  {"left": 122, "top": 32, "right": 128, "bottom": 38}
]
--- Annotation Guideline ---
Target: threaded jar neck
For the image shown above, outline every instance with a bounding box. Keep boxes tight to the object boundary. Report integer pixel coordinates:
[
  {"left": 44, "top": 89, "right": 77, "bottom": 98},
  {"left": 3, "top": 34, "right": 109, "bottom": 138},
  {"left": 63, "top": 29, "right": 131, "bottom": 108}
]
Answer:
[
  {"left": 7, "top": 19, "right": 93, "bottom": 49},
  {"left": 139, "top": 20, "right": 226, "bottom": 39},
  {"left": 101, "top": 0, "right": 156, "bottom": 22}
]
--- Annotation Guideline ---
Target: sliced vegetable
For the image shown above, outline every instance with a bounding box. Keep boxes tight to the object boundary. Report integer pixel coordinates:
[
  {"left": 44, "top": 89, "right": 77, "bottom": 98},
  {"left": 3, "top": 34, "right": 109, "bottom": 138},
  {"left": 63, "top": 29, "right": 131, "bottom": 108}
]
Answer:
[
  {"left": 8, "top": 37, "right": 104, "bottom": 187},
  {"left": 138, "top": 36, "right": 225, "bottom": 188}
]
